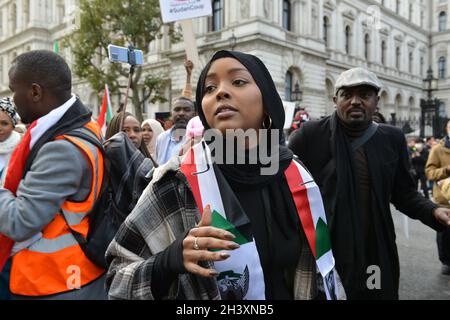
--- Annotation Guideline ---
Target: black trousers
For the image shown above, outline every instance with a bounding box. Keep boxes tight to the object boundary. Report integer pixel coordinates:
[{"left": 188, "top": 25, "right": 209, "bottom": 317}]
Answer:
[
  {"left": 437, "top": 229, "right": 450, "bottom": 266},
  {"left": 415, "top": 172, "right": 429, "bottom": 198}
]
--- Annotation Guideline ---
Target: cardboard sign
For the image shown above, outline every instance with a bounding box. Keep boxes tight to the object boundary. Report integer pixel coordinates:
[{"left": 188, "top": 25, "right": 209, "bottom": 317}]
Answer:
[
  {"left": 160, "top": 0, "right": 212, "bottom": 23},
  {"left": 179, "top": 19, "right": 202, "bottom": 68},
  {"left": 283, "top": 101, "right": 297, "bottom": 129}
]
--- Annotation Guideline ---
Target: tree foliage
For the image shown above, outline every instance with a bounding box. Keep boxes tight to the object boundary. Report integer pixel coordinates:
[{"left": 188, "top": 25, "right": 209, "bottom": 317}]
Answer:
[{"left": 67, "top": 0, "right": 176, "bottom": 121}]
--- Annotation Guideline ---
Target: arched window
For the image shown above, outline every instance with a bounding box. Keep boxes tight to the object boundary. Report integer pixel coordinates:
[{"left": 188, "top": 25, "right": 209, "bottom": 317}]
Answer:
[
  {"left": 211, "top": 0, "right": 222, "bottom": 31},
  {"left": 381, "top": 41, "right": 386, "bottom": 65},
  {"left": 420, "top": 56, "right": 424, "bottom": 77},
  {"left": 323, "top": 16, "right": 329, "bottom": 47},
  {"left": 282, "top": 0, "right": 291, "bottom": 31},
  {"left": 439, "top": 56, "right": 446, "bottom": 79},
  {"left": 396, "top": 47, "right": 401, "bottom": 70},
  {"left": 285, "top": 71, "right": 293, "bottom": 101},
  {"left": 439, "top": 11, "right": 447, "bottom": 32},
  {"left": 364, "top": 34, "right": 370, "bottom": 60},
  {"left": 409, "top": 52, "right": 413, "bottom": 73},
  {"left": 345, "top": 26, "right": 351, "bottom": 54}
]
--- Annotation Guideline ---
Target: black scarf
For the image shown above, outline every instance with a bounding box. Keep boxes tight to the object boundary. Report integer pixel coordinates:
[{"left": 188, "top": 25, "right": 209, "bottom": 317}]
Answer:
[
  {"left": 329, "top": 111, "right": 369, "bottom": 296},
  {"left": 23, "top": 99, "right": 92, "bottom": 175}
]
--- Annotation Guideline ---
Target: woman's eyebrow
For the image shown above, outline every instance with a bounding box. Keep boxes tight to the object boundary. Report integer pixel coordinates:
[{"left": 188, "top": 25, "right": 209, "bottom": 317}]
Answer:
[{"left": 205, "top": 68, "right": 250, "bottom": 80}]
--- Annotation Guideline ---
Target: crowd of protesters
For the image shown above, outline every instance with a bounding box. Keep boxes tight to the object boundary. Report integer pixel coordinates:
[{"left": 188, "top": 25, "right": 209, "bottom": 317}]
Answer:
[{"left": 0, "top": 49, "right": 449, "bottom": 301}]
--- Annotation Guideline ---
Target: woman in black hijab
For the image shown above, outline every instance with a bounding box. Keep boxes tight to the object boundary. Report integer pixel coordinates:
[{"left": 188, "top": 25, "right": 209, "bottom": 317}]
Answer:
[
  {"left": 105, "top": 51, "right": 344, "bottom": 300},
  {"left": 105, "top": 111, "right": 156, "bottom": 165}
]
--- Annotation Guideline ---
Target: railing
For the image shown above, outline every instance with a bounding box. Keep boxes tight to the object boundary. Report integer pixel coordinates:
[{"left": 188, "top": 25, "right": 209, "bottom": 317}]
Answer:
[{"left": 390, "top": 115, "right": 448, "bottom": 138}]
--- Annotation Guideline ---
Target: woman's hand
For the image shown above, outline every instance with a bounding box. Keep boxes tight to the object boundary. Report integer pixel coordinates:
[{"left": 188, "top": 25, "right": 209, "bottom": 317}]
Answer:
[{"left": 183, "top": 205, "right": 240, "bottom": 277}]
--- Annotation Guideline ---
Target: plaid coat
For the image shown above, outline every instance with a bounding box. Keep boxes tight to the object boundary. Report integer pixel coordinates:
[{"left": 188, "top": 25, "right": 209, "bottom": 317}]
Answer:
[{"left": 105, "top": 155, "right": 345, "bottom": 300}]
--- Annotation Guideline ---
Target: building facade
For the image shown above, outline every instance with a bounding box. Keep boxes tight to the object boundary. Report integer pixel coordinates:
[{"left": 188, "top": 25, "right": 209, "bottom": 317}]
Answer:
[{"left": 0, "top": 0, "right": 449, "bottom": 130}]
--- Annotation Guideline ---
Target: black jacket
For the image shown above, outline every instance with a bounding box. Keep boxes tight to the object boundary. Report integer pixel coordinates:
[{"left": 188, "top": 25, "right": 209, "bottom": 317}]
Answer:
[{"left": 288, "top": 116, "right": 442, "bottom": 299}]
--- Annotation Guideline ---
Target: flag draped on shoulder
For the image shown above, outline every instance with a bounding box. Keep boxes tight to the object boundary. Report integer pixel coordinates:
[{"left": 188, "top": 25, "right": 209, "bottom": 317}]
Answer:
[
  {"left": 181, "top": 141, "right": 265, "bottom": 300},
  {"left": 0, "top": 98, "right": 75, "bottom": 273},
  {"left": 180, "top": 140, "right": 343, "bottom": 300},
  {"left": 284, "top": 160, "right": 340, "bottom": 300},
  {"left": 97, "top": 84, "right": 113, "bottom": 136}
]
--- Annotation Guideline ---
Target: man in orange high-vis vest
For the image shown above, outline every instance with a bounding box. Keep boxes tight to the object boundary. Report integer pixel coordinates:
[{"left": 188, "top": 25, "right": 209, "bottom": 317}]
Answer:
[{"left": 0, "top": 50, "right": 106, "bottom": 299}]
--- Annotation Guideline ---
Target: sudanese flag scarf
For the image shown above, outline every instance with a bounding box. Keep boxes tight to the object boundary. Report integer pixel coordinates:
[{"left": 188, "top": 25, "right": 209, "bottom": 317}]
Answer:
[
  {"left": 0, "top": 97, "right": 91, "bottom": 273},
  {"left": 180, "top": 140, "right": 342, "bottom": 300}
]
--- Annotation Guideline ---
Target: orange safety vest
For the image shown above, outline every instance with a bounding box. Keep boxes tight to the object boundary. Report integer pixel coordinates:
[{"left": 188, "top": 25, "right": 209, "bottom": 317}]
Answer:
[{"left": 10, "top": 121, "right": 105, "bottom": 297}]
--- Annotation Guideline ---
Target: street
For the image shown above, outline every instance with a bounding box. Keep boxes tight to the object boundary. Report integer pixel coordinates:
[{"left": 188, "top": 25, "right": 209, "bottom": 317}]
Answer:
[{"left": 392, "top": 205, "right": 450, "bottom": 300}]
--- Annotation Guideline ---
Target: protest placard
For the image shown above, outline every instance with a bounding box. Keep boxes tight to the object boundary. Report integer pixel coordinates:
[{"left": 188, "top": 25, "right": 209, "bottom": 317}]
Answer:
[{"left": 160, "top": 0, "right": 212, "bottom": 23}]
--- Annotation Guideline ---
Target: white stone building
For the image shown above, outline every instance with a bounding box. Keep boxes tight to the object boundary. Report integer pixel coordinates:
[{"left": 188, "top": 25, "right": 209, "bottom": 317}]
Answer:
[{"left": 0, "top": 0, "right": 449, "bottom": 127}]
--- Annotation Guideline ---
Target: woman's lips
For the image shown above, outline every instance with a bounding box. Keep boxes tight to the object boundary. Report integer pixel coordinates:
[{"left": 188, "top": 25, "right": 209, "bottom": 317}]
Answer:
[
  {"left": 215, "top": 105, "right": 238, "bottom": 120},
  {"left": 216, "top": 110, "right": 237, "bottom": 120}
]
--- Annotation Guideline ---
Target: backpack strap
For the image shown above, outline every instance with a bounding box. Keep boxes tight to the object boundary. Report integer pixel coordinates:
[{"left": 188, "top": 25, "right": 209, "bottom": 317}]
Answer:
[
  {"left": 65, "top": 129, "right": 105, "bottom": 155},
  {"left": 61, "top": 128, "right": 109, "bottom": 248},
  {"left": 350, "top": 122, "right": 378, "bottom": 152}
]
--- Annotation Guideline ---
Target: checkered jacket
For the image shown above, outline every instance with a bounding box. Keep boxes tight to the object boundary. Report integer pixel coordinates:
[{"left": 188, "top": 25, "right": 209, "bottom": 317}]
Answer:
[{"left": 105, "top": 156, "right": 345, "bottom": 300}]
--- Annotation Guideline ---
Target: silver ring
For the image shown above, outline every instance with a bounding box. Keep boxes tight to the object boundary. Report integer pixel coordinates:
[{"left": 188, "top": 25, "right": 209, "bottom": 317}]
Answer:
[{"left": 193, "top": 237, "right": 200, "bottom": 250}]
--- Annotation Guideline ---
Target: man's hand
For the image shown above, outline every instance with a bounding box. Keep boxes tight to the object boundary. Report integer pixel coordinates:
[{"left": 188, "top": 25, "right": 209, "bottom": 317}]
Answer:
[
  {"left": 433, "top": 207, "right": 450, "bottom": 227},
  {"left": 184, "top": 58, "right": 194, "bottom": 77}
]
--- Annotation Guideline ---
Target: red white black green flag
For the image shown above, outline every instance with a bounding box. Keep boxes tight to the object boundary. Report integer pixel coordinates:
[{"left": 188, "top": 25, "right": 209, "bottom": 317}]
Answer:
[{"left": 180, "top": 140, "right": 343, "bottom": 300}]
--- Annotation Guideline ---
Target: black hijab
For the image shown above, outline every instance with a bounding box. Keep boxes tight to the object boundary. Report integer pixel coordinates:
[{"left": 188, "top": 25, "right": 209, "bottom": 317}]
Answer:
[
  {"left": 195, "top": 50, "right": 292, "bottom": 186},
  {"left": 196, "top": 51, "right": 303, "bottom": 299},
  {"left": 196, "top": 50, "right": 285, "bottom": 131}
]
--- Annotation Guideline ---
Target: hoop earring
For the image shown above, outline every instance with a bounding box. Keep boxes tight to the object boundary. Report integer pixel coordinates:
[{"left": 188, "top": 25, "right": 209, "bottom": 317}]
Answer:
[{"left": 262, "top": 114, "right": 272, "bottom": 129}]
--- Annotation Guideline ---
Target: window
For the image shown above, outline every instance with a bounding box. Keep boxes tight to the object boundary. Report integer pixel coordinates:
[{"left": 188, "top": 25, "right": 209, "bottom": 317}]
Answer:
[
  {"left": 345, "top": 26, "right": 351, "bottom": 54},
  {"left": 409, "top": 3, "right": 413, "bottom": 21},
  {"left": 420, "top": 56, "right": 424, "bottom": 77},
  {"left": 364, "top": 34, "right": 370, "bottom": 60},
  {"left": 396, "top": 0, "right": 400, "bottom": 15},
  {"left": 439, "top": 102, "right": 446, "bottom": 118},
  {"left": 409, "top": 52, "right": 413, "bottom": 73},
  {"left": 0, "top": 58, "right": 3, "bottom": 84},
  {"left": 439, "top": 56, "right": 446, "bottom": 79},
  {"left": 24, "top": 0, "right": 30, "bottom": 24},
  {"left": 323, "top": 16, "right": 329, "bottom": 46},
  {"left": 57, "top": 0, "right": 65, "bottom": 24},
  {"left": 11, "top": 3, "right": 17, "bottom": 32},
  {"left": 439, "top": 12, "right": 447, "bottom": 32},
  {"left": 381, "top": 41, "right": 386, "bottom": 65},
  {"left": 285, "top": 71, "right": 293, "bottom": 101},
  {"left": 396, "top": 47, "right": 401, "bottom": 69},
  {"left": 211, "top": 0, "right": 222, "bottom": 31},
  {"left": 282, "top": 0, "right": 291, "bottom": 31}
]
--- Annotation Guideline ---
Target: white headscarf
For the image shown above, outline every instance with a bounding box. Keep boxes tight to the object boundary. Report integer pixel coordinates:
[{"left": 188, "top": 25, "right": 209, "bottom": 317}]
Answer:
[{"left": 141, "top": 119, "right": 165, "bottom": 158}]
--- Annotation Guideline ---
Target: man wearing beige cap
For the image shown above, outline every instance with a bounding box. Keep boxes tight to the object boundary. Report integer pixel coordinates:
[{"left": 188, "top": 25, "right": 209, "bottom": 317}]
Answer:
[{"left": 289, "top": 67, "right": 450, "bottom": 300}]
